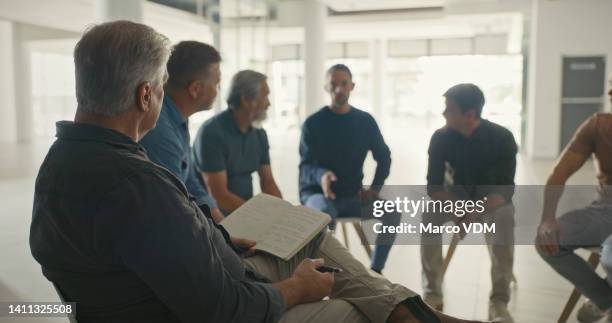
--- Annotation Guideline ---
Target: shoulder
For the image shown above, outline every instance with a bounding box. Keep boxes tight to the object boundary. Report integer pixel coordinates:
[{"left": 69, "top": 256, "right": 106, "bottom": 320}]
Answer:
[
  {"left": 592, "top": 112, "right": 612, "bottom": 128},
  {"left": 304, "top": 107, "right": 329, "bottom": 126},
  {"left": 431, "top": 127, "right": 451, "bottom": 142},
  {"left": 141, "top": 117, "right": 179, "bottom": 148},
  {"left": 484, "top": 120, "right": 515, "bottom": 142},
  {"left": 352, "top": 107, "right": 378, "bottom": 126},
  {"left": 127, "top": 155, "right": 189, "bottom": 198},
  {"left": 197, "top": 111, "right": 227, "bottom": 139},
  {"left": 255, "top": 127, "right": 269, "bottom": 144}
]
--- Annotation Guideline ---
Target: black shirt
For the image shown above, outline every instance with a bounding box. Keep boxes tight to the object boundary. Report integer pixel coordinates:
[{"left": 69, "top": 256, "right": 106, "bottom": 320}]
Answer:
[
  {"left": 299, "top": 106, "right": 391, "bottom": 201},
  {"left": 426, "top": 119, "right": 517, "bottom": 201},
  {"left": 29, "top": 121, "right": 283, "bottom": 323},
  {"left": 192, "top": 109, "right": 270, "bottom": 203}
]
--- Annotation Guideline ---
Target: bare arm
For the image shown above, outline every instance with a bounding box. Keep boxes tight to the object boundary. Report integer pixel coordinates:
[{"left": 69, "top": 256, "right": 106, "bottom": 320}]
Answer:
[
  {"left": 541, "top": 149, "right": 590, "bottom": 222},
  {"left": 258, "top": 165, "right": 282, "bottom": 198},
  {"left": 537, "top": 149, "right": 590, "bottom": 255},
  {"left": 203, "top": 171, "right": 247, "bottom": 213}
]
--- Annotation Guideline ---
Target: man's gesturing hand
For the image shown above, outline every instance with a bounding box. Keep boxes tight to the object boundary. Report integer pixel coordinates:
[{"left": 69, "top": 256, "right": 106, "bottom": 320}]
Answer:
[{"left": 320, "top": 171, "right": 337, "bottom": 200}]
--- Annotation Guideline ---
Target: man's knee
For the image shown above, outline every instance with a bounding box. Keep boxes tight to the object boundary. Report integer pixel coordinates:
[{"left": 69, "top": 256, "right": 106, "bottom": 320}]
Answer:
[
  {"left": 536, "top": 243, "right": 561, "bottom": 263},
  {"left": 280, "top": 299, "right": 368, "bottom": 323},
  {"left": 305, "top": 194, "right": 337, "bottom": 217}
]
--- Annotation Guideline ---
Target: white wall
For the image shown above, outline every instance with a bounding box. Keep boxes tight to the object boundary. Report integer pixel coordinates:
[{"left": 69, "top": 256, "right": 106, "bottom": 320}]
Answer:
[
  {"left": 0, "top": 21, "right": 17, "bottom": 144},
  {"left": 0, "top": 0, "right": 214, "bottom": 143},
  {"left": 526, "top": 0, "right": 612, "bottom": 158}
]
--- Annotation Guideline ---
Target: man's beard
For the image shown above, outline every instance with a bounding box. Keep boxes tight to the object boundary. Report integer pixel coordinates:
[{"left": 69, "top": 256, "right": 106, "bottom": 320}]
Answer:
[
  {"left": 252, "top": 110, "right": 268, "bottom": 128},
  {"left": 333, "top": 95, "right": 348, "bottom": 107}
]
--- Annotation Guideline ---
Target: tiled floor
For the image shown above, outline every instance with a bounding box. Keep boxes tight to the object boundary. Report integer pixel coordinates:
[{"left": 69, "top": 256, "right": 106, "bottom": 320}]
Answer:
[{"left": 0, "top": 116, "right": 606, "bottom": 323}]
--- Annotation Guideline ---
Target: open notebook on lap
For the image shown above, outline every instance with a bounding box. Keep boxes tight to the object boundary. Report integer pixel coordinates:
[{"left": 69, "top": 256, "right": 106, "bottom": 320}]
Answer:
[{"left": 222, "top": 193, "right": 331, "bottom": 261}]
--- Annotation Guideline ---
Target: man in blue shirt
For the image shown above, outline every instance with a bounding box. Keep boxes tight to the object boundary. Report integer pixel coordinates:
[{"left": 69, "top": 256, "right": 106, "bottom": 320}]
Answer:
[{"left": 140, "top": 41, "right": 224, "bottom": 223}]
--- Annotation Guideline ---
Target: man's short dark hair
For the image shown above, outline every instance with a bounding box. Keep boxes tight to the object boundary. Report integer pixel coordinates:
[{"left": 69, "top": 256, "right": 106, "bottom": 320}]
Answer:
[
  {"left": 326, "top": 64, "right": 352, "bottom": 80},
  {"left": 443, "top": 83, "right": 485, "bottom": 118},
  {"left": 166, "top": 41, "right": 221, "bottom": 90}
]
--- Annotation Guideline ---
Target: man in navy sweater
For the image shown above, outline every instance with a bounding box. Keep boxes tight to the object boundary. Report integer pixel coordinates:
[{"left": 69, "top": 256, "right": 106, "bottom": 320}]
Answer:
[{"left": 299, "top": 64, "right": 398, "bottom": 274}]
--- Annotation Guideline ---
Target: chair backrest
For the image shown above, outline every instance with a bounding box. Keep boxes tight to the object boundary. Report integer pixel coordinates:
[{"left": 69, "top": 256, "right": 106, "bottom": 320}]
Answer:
[{"left": 51, "top": 282, "right": 78, "bottom": 323}]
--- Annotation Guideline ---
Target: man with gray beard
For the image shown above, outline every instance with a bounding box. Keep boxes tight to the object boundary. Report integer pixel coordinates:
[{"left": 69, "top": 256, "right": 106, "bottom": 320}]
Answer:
[{"left": 193, "top": 70, "right": 282, "bottom": 214}]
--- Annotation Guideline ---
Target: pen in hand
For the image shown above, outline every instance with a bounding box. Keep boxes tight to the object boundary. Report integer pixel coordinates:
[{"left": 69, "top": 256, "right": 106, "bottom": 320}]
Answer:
[{"left": 316, "top": 265, "right": 342, "bottom": 273}]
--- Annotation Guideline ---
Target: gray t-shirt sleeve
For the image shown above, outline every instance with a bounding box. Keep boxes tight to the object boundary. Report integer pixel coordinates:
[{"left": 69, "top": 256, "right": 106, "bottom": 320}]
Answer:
[
  {"left": 195, "top": 126, "right": 227, "bottom": 173},
  {"left": 258, "top": 129, "right": 271, "bottom": 165}
]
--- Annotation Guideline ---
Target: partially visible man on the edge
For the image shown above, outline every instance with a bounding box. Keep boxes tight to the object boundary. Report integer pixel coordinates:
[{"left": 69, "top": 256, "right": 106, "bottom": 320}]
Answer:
[{"left": 29, "top": 20, "right": 490, "bottom": 323}]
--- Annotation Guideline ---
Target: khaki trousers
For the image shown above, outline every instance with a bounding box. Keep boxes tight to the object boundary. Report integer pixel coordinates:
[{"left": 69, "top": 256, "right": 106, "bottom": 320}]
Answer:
[
  {"left": 244, "top": 232, "right": 417, "bottom": 323},
  {"left": 420, "top": 204, "right": 515, "bottom": 304}
]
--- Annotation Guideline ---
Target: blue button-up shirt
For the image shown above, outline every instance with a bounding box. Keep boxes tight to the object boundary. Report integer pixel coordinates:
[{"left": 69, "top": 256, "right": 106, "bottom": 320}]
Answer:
[{"left": 140, "top": 95, "right": 217, "bottom": 208}]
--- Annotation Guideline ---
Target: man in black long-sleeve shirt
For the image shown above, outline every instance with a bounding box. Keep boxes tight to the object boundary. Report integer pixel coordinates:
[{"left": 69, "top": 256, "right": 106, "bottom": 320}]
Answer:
[
  {"left": 299, "top": 64, "right": 398, "bottom": 273},
  {"left": 422, "top": 84, "right": 517, "bottom": 323}
]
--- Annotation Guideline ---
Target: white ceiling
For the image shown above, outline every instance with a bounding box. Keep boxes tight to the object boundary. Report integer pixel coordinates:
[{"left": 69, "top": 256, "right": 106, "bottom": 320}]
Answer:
[{"left": 323, "top": 0, "right": 446, "bottom": 12}]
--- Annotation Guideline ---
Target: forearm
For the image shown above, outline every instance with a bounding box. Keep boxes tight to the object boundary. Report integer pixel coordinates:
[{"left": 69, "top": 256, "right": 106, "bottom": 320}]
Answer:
[
  {"left": 213, "top": 190, "right": 247, "bottom": 213},
  {"left": 261, "top": 181, "right": 282, "bottom": 198},
  {"left": 371, "top": 159, "right": 390, "bottom": 189},
  {"left": 273, "top": 278, "right": 302, "bottom": 309},
  {"left": 211, "top": 207, "right": 225, "bottom": 223},
  {"left": 542, "top": 174, "right": 567, "bottom": 222}
]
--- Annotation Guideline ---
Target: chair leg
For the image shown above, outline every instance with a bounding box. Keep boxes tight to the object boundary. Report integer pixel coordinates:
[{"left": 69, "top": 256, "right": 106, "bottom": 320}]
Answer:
[
  {"left": 442, "top": 233, "right": 460, "bottom": 276},
  {"left": 557, "top": 252, "right": 601, "bottom": 323},
  {"left": 341, "top": 222, "right": 349, "bottom": 249},
  {"left": 352, "top": 222, "right": 372, "bottom": 257}
]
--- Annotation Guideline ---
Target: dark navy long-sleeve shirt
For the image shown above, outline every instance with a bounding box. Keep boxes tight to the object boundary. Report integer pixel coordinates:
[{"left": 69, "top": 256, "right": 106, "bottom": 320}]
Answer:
[
  {"left": 30, "top": 122, "right": 283, "bottom": 322},
  {"left": 299, "top": 106, "right": 391, "bottom": 202}
]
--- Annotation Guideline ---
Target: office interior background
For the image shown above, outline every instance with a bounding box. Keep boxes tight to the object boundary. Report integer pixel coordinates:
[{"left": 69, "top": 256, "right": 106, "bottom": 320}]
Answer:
[{"left": 1, "top": 0, "right": 611, "bottom": 322}]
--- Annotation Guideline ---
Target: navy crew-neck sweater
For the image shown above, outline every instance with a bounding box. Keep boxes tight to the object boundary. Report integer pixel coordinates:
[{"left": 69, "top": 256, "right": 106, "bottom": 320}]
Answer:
[{"left": 298, "top": 106, "right": 391, "bottom": 202}]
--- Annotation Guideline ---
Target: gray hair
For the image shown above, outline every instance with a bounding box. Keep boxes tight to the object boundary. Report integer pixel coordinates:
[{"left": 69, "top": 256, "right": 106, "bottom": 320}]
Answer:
[
  {"left": 74, "top": 21, "right": 171, "bottom": 117},
  {"left": 226, "top": 70, "right": 267, "bottom": 110}
]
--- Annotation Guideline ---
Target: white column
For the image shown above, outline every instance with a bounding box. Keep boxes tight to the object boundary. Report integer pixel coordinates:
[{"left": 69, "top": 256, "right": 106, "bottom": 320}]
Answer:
[
  {"left": 371, "top": 39, "right": 385, "bottom": 119},
  {"left": 0, "top": 20, "right": 17, "bottom": 144},
  {"left": 13, "top": 25, "right": 33, "bottom": 143},
  {"left": 96, "top": 0, "right": 143, "bottom": 22},
  {"left": 303, "top": 0, "right": 327, "bottom": 118}
]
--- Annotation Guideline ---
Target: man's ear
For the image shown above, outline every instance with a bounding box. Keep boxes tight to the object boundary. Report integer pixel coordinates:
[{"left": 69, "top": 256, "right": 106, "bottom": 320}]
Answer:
[
  {"left": 136, "top": 81, "right": 153, "bottom": 112},
  {"left": 187, "top": 80, "right": 201, "bottom": 100},
  {"left": 350, "top": 81, "right": 355, "bottom": 91}
]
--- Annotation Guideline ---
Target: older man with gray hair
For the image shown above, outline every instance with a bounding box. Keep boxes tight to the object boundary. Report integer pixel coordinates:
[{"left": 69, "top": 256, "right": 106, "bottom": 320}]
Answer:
[
  {"left": 30, "top": 21, "right": 489, "bottom": 323},
  {"left": 193, "top": 70, "right": 283, "bottom": 214}
]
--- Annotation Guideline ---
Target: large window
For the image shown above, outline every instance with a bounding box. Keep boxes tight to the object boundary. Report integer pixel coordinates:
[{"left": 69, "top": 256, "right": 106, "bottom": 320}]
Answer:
[
  {"left": 31, "top": 52, "right": 77, "bottom": 139},
  {"left": 385, "top": 55, "right": 523, "bottom": 144}
]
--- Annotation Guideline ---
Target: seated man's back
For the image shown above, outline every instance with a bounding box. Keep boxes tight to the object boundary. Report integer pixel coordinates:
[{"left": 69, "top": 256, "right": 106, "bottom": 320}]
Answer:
[
  {"left": 30, "top": 122, "right": 248, "bottom": 321},
  {"left": 29, "top": 21, "right": 284, "bottom": 323}
]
